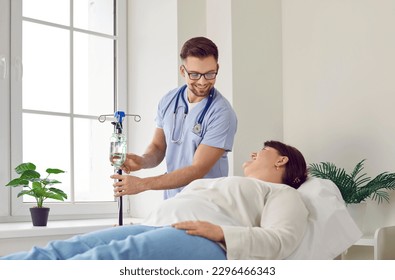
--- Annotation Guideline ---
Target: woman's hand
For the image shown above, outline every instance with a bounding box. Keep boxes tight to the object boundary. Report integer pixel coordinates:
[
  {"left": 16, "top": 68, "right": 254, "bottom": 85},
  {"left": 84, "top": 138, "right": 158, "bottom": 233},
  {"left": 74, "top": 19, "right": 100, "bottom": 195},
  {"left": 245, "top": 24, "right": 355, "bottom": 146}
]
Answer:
[{"left": 172, "top": 221, "right": 225, "bottom": 243}]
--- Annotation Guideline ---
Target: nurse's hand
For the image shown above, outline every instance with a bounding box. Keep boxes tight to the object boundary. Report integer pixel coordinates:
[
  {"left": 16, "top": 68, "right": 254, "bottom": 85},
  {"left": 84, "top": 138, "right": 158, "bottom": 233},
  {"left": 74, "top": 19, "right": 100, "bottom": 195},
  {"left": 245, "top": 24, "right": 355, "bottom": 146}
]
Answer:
[
  {"left": 111, "top": 174, "right": 146, "bottom": 196},
  {"left": 120, "top": 153, "right": 144, "bottom": 174},
  {"left": 172, "top": 221, "right": 225, "bottom": 243}
]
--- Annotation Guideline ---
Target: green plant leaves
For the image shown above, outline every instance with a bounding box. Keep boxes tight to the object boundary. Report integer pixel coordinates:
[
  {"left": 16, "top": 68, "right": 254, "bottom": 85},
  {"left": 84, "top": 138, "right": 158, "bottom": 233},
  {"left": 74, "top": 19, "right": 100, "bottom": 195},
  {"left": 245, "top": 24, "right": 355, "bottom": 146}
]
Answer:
[
  {"left": 42, "top": 179, "right": 62, "bottom": 186},
  {"left": 17, "top": 189, "right": 35, "bottom": 198},
  {"left": 15, "top": 162, "right": 36, "bottom": 174},
  {"left": 46, "top": 168, "right": 65, "bottom": 174},
  {"left": 5, "top": 178, "right": 29, "bottom": 187},
  {"left": 48, "top": 187, "right": 68, "bottom": 200},
  {"left": 5, "top": 162, "right": 67, "bottom": 207},
  {"left": 20, "top": 170, "right": 41, "bottom": 180},
  {"left": 48, "top": 188, "right": 67, "bottom": 201},
  {"left": 308, "top": 160, "right": 395, "bottom": 204}
]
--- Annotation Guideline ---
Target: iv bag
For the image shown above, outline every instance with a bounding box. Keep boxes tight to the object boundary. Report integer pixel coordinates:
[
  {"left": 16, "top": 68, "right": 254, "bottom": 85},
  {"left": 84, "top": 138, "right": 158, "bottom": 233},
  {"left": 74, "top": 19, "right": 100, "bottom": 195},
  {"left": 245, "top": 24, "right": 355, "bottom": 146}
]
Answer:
[{"left": 109, "top": 133, "right": 127, "bottom": 169}]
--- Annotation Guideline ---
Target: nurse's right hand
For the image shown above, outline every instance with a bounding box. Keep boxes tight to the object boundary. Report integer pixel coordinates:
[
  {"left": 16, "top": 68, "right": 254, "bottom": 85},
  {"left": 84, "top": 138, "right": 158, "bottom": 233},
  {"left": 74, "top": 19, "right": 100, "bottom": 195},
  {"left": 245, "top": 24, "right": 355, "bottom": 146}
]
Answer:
[{"left": 121, "top": 153, "right": 143, "bottom": 174}]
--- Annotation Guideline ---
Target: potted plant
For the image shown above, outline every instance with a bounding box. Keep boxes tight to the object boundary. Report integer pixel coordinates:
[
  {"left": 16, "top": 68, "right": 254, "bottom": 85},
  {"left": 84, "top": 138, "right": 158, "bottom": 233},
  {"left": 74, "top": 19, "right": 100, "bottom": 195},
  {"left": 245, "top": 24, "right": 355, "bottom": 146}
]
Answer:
[
  {"left": 308, "top": 159, "right": 395, "bottom": 204},
  {"left": 5, "top": 162, "right": 67, "bottom": 226},
  {"left": 308, "top": 159, "right": 395, "bottom": 229}
]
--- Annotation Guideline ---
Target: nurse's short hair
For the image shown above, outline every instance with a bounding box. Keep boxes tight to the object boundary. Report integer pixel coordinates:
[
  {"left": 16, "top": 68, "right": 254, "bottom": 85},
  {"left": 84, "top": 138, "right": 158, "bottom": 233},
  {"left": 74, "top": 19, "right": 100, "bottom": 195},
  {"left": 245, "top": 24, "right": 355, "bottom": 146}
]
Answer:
[
  {"left": 180, "top": 37, "right": 218, "bottom": 62},
  {"left": 264, "top": 140, "right": 307, "bottom": 189}
]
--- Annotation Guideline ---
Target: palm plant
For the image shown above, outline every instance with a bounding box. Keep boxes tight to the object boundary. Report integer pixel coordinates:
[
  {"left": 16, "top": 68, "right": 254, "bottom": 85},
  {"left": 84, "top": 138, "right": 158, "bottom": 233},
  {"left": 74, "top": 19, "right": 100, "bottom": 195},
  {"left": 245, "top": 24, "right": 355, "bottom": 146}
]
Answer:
[{"left": 308, "top": 159, "right": 395, "bottom": 204}]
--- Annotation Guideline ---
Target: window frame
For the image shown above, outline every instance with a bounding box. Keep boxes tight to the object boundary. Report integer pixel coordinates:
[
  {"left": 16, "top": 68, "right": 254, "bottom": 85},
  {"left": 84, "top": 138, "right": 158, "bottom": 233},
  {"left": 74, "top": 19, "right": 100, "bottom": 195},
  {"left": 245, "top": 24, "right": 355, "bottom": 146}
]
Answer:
[
  {"left": 0, "top": 0, "right": 11, "bottom": 219},
  {"left": 7, "top": 0, "right": 128, "bottom": 220}
]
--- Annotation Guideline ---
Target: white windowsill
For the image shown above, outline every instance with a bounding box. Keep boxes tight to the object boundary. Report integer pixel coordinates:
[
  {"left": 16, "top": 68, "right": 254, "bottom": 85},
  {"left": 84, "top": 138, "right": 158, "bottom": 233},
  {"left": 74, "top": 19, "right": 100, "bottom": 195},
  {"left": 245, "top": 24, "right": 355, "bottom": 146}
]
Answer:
[{"left": 0, "top": 218, "right": 143, "bottom": 239}]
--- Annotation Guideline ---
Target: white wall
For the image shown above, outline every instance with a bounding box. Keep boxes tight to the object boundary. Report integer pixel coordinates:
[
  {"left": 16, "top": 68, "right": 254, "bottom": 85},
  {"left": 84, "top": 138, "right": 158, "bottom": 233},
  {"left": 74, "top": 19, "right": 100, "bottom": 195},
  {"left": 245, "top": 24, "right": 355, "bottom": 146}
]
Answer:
[
  {"left": 282, "top": 0, "right": 395, "bottom": 235},
  {"left": 230, "top": 0, "right": 283, "bottom": 176},
  {"left": 127, "top": 0, "right": 177, "bottom": 217},
  {"left": 206, "top": 0, "right": 234, "bottom": 174},
  {"left": 177, "top": 0, "right": 207, "bottom": 88}
]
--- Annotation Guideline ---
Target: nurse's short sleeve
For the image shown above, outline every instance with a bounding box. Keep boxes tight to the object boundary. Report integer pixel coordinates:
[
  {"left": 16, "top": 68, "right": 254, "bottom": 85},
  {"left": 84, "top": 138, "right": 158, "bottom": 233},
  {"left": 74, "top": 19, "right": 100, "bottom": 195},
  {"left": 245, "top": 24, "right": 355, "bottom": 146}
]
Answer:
[
  {"left": 155, "top": 89, "right": 176, "bottom": 129},
  {"left": 201, "top": 101, "right": 237, "bottom": 152},
  {"left": 155, "top": 100, "right": 164, "bottom": 128}
]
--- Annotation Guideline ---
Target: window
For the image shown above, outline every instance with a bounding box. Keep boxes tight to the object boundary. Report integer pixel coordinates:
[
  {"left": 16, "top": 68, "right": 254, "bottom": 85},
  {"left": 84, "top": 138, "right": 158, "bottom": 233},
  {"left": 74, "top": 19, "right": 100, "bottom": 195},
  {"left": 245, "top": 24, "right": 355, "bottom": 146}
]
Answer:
[
  {"left": 8, "top": 0, "right": 127, "bottom": 218},
  {"left": 0, "top": 0, "right": 11, "bottom": 218}
]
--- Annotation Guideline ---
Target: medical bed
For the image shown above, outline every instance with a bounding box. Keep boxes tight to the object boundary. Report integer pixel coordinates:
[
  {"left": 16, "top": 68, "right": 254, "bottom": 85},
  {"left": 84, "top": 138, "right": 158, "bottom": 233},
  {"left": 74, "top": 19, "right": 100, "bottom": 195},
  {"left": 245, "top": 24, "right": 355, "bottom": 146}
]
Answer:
[{"left": 286, "top": 177, "right": 362, "bottom": 259}]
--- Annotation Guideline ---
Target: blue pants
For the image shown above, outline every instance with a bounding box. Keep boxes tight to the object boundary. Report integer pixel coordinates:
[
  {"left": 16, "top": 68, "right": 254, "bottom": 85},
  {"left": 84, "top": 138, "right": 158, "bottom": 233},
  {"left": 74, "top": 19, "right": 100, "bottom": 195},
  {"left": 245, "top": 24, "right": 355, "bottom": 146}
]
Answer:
[{"left": 0, "top": 225, "right": 226, "bottom": 260}]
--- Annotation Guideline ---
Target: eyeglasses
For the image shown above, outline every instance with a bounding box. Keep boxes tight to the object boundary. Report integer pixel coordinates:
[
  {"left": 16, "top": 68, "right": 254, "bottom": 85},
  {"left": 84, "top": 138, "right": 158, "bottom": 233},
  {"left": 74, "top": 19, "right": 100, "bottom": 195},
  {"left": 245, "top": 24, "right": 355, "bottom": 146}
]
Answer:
[{"left": 182, "top": 65, "right": 218, "bottom": 80}]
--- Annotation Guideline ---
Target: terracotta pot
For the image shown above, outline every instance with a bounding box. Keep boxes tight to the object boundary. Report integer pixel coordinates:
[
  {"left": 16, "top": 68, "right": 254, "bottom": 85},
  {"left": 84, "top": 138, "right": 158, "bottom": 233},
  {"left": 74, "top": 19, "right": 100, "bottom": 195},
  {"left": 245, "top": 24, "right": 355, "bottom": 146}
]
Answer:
[{"left": 29, "top": 207, "right": 50, "bottom": 226}]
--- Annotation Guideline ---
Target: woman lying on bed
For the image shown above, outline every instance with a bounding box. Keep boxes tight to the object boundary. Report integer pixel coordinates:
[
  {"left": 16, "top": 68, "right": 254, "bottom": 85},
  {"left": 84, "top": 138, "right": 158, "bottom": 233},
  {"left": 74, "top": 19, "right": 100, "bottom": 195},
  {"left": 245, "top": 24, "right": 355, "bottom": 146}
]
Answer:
[{"left": 1, "top": 140, "right": 308, "bottom": 260}]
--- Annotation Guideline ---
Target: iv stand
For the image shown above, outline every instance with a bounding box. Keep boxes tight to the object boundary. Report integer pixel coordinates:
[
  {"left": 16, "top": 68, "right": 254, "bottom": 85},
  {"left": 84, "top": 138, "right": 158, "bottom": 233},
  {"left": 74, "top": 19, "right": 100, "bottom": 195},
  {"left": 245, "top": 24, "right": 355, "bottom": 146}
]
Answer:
[{"left": 99, "top": 111, "right": 141, "bottom": 226}]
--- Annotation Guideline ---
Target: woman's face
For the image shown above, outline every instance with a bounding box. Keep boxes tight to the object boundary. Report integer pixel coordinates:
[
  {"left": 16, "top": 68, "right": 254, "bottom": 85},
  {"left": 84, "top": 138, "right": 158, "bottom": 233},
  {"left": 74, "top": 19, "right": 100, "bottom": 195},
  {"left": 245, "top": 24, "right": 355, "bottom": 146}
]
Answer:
[{"left": 243, "top": 146, "right": 281, "bottom": 177}]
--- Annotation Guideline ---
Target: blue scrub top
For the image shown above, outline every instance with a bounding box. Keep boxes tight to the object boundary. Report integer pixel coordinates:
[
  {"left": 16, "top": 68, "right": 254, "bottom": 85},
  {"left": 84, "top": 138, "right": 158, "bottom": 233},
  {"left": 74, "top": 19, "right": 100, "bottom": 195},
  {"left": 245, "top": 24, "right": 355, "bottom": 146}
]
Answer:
[{"left": 155, "top": 85, "right": 238, "bottom": 199}]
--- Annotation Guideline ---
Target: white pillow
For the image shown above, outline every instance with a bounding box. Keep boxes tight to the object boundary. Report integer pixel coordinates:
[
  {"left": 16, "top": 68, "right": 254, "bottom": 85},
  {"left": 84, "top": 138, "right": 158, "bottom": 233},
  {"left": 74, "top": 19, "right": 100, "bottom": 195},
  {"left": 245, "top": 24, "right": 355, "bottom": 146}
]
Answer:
[{"left": 286, "top": 177, "right": 362, "bottom": 259}]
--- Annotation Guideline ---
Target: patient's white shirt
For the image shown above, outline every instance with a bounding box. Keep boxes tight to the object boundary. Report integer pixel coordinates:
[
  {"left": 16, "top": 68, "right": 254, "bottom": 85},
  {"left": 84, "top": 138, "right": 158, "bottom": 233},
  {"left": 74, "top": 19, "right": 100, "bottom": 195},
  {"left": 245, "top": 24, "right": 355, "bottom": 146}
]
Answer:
[{"left": 142, "top": 176, "right": 308, "bottom": 260}]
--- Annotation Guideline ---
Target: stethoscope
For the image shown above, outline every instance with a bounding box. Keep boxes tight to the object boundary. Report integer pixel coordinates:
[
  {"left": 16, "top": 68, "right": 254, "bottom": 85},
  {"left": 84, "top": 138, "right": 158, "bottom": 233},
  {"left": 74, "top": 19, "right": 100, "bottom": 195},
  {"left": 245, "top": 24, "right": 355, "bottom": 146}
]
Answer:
[{"left": 171, "top": 84, "right": 215, "bottom": 143}]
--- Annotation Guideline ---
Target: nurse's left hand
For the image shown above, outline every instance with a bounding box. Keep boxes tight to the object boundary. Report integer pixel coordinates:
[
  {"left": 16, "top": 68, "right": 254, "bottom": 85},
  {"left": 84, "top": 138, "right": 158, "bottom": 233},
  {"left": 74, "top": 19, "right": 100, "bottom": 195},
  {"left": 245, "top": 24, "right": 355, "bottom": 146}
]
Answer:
[
  {"left": 111, "top": 174, "right": 146, "bottom": 196},
  {"left": 172, "top": 221, "right": 225, "bottom": 243}
]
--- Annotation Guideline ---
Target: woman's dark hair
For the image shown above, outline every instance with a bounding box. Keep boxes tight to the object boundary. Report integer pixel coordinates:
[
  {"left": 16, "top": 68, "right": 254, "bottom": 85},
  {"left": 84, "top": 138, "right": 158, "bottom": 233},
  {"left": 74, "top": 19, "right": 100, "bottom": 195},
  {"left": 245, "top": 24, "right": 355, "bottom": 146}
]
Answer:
[
  {"left": 180, "top": 37, "right": 218, "bottom": 61},
  {"left": 264, "top": 140, "right": 307, "bottom": 189}
]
